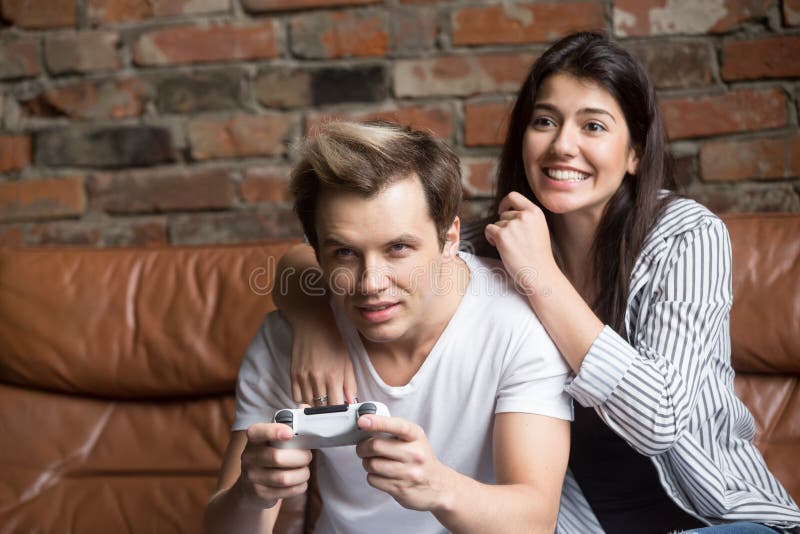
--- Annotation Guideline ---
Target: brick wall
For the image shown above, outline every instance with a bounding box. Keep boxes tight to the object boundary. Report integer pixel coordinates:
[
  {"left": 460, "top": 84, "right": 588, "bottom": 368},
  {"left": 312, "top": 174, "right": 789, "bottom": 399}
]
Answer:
[{"left": 0, "top": 0, "right": 798, "bottom": 247}]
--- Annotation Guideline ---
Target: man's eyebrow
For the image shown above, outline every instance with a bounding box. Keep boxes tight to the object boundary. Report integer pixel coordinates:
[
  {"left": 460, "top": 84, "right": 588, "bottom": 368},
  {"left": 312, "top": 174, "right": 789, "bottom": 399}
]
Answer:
[
  {"left": 320, "top": 233, "right": 423, "bottom": 248},
  {"left": 388, "top": 233, "right": 423, "bottom": 245},
  {"left": 533, "top": 103, "right": 617, "bottom": 123}
]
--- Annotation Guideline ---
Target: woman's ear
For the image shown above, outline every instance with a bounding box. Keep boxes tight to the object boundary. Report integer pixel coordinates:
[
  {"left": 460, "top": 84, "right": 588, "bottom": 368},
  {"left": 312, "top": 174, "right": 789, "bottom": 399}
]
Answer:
[{"left": 627, "top": 146, "right": 640, "bottom": 176}]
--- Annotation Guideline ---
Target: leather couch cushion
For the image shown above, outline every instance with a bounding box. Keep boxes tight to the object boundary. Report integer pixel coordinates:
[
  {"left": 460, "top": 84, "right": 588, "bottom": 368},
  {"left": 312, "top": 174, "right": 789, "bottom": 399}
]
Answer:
[
  {"left": 0, "top": 241, "right": 299, "bottom": 398},
  {"left": 723, "top": 214, "right": 800, "bottom": 374},
  {"left": 734, "top": 374, "right": 800, "bottom": 502}
]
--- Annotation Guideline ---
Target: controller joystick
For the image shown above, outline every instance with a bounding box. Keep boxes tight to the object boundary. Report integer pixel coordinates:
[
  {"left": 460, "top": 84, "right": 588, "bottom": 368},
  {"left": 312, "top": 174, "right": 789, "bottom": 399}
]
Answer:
[
  {"left": 357, "top": 403, "right": 377, "bottom": 416},
  {"left": 275, "top": 410, "right": 293, "bottom": 428}
]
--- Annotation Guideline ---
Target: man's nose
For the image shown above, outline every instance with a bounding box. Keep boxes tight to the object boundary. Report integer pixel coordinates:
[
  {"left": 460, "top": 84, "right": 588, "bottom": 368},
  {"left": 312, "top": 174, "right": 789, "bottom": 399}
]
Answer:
[{"left": 359, "top": 258, "right": 391, "bottom": 294}]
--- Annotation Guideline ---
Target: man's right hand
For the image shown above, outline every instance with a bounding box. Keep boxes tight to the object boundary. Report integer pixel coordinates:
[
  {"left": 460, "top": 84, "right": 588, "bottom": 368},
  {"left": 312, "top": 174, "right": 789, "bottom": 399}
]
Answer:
[{"left": 236, "top": 422, "right": 313, "bottom": 509}]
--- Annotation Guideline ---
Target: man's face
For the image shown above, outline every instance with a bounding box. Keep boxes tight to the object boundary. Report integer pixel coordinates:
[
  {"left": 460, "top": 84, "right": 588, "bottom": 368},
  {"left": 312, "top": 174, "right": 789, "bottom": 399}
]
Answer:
[{"left": 315, "top": 175, "right": 459, "bottom": 347}]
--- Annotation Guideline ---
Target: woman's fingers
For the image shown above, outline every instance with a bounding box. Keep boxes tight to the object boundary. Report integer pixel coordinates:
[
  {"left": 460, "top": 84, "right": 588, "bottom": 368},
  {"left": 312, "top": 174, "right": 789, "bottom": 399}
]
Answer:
[
  {"left": 343, "top": 358, "right": 359, "bottom": 404},
  {"left": 498, "top": 191, "right": 534, "bottom": 214},
  {"left": 326, "top": 373, "right": 344, "bottom": 405}
]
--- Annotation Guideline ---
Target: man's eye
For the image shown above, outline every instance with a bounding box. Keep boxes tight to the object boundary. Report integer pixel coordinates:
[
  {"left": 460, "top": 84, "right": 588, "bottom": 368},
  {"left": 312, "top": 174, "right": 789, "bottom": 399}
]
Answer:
[
  {"left": 390, "top": 243, "right": 409, "bottom": 253},
  {"left": 334, "top": 248, "right": 354, "bottom": 258}
]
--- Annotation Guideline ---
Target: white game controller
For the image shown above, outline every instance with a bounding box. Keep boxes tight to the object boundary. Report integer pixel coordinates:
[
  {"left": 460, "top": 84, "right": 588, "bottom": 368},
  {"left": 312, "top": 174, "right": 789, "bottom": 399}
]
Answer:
[{"left": 271, "top": 401, "right": 391, "bottom": 449}]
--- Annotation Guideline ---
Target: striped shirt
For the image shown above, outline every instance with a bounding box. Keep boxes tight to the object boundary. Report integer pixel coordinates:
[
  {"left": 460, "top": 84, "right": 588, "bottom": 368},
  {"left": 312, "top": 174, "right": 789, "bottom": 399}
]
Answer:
[{"left": 464, "top": 198, "right": 800, "bottom": 532}]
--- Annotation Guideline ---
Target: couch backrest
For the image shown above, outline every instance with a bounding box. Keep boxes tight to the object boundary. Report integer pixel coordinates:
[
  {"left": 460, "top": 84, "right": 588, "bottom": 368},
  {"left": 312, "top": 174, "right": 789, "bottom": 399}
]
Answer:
[
  {"left": 723, "top": 213, "right": 800, "bottom": 503},
  {"left": 0, "top": 241, "right": 306, "bottom": 533},
  {"left": 1, "top": 214, "right": 798, "bottom": 532}
]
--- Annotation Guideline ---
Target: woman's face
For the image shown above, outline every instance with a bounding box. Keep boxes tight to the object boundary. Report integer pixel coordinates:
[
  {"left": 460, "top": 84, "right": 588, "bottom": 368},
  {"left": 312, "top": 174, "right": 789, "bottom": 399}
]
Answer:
[{"left": 522, "top": 72, "right": 639, "bottom": 222}]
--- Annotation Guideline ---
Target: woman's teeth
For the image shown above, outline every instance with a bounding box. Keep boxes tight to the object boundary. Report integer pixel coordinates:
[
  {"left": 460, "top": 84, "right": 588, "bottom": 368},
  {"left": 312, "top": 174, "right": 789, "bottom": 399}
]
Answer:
[{"left": 546, "top": 169, "right": 589, "bottom": 182}]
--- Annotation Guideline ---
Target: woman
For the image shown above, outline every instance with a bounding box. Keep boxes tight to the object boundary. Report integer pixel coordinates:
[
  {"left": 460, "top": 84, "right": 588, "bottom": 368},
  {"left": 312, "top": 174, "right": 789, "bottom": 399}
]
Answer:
[{"left": 275, "top": 32, "right": 800, "bottom": 532}]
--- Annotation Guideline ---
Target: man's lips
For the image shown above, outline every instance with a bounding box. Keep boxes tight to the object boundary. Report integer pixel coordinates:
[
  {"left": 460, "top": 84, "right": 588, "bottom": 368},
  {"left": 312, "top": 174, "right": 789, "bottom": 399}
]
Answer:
[{"left": 355, "top": 302, "right": 400, "bottom": 323}]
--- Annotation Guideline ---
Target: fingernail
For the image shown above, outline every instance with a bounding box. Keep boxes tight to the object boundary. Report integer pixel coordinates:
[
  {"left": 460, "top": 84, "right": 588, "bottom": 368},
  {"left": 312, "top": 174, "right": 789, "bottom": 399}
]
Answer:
[
  {"left": 360, "top": 416, "right": 372, "bottom": 429},
  {"left": 279, "top": 427, "right": 292, "bottom": 440}
]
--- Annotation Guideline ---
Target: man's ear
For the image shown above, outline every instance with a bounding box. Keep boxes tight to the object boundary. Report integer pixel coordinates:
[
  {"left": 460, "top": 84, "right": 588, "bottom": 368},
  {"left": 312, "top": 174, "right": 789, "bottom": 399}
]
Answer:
[{"left": 443, "top": 216, "right": 460, "bottom": 259}]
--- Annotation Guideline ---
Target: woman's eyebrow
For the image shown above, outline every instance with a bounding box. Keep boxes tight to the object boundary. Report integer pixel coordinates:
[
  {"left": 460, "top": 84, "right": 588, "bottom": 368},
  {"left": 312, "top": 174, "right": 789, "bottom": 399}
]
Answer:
[{"left": 533, "top": 103, "right": 617, "bottom": 123}]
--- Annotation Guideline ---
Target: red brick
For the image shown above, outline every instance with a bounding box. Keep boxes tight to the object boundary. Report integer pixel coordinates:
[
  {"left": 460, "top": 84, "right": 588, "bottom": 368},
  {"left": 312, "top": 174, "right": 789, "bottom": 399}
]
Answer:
[
  {"left": 243, "top": 0, "right": 378, "bottom": 11},
  {"left": 88, "top": 170, "right": 235, "bottom": 214},
  {"left": 188, "top": 114, "right": 294, "bottom": 160},
  {"left": 394, "top": 52, "right": 537, "bottom": 98},
  {"left": 29, "top": 218, "right": 167, "bottom": 247},
  {"left": 390, "top": 6, "right": 436, "bottom": 54},
  {"left": 305, "top": 104, "right": 455, "bottom": 140},
  {"left": 290, "top": 10, "right": 388, "bottom": 59},
  {"left": 791, "top": 136, "right": 800, "bottom": 176},
  {"left": 614, "top": 0, "right": 771, "bottom": 36},
  {"left": 451, "top": 2, "right": 604, "bottom": 46},
  {"left": 700, "top": 136, "right": 797, "bottom": 182},
  {"left": 88, "top": 0, "right": 230, "bottom": 24},
  {"left": 785, "top": 0, "right": 800, "bottom": 26},
  {"left": 133, "top": 22, "right": 279, "bottom": 66},
  {"left": 1, "top": 0, "right": 76, "bottom": 28},
  {"left": 45, "top": 31, "right": 120, "bottom": 75},
  {"left": 625, "top": 41, "right": 714, "bottom": 89},
  {"left": 722, "top": 36, "right": 800, "bottom": 81},
  {"left": 0, "top": 37, "right": 40, "bottom": 80},
  {"left": 464, "top": 100, "right": 513, "bottom": 147},
  {"left": 24, "top": 78, "right": 148, "bottom": 120},
  {"left": 0, "top": 135, "right": 31, "bottom": 173},
  {"left": 660, "top": 89, "right": 787, "bottom": 140},
  {"left": 0, "top": 225, "right": 24, "bottom": 246},
  {"left": 255, "top": 68, "right": 312, "bottom": 109},
  {"left": 0, "top": 177, "right": 86, "bottom": 223},
  {"left": 241, "top": 166, "right": 292, "bottom": 204},
  {"left": 461, "top": 157, "right": 498, "bottom": 198},
  {"left": 672, "top": 153, "right": 698, "bottom": 189}
]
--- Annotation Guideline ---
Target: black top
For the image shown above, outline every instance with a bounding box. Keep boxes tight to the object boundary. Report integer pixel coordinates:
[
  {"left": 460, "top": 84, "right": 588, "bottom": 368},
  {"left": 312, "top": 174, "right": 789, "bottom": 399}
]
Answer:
[{"left": 569, "top": 404, "right": 704, "bottom": 533}]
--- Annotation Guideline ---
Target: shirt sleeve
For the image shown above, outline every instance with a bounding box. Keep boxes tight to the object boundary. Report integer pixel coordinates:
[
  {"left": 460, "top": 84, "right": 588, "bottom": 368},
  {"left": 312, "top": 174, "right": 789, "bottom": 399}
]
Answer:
[
  {"left": 232, "top": 312, "right": 296, "bottom": 431},
  {"left": 496, "top": 314, "right": 574, "bottom": 421},
  {"left": 565, "top": 217, "right": 733, "bottom": 455}
]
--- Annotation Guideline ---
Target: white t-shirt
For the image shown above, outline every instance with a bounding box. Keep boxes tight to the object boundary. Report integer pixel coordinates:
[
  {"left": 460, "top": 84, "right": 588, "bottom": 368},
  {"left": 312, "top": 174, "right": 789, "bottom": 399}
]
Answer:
[{"left": 233, "top": 252, "right": 573, "bottom": 534}]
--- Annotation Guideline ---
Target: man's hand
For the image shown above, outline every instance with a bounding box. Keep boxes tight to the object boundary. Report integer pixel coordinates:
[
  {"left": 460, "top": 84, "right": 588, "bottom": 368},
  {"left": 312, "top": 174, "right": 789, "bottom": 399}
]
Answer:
[
  {"left": 355, "top": 415, "right": 455, "bottom": 512},
  {"left": 237, "top": 423, "right": 313, "bottom": 509}
]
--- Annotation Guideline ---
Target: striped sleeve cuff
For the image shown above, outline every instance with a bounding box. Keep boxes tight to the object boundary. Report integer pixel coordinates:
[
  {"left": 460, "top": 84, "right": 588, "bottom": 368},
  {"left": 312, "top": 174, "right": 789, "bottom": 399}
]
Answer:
[{"left": 565, "top": 325, "right": 638, "bottom": 407}]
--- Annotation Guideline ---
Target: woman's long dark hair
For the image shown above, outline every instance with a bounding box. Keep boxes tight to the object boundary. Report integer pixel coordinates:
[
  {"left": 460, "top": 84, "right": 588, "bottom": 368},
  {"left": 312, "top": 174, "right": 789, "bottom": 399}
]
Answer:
[{"left": 492, "top": 32, "right": 676, "bottom": 333}]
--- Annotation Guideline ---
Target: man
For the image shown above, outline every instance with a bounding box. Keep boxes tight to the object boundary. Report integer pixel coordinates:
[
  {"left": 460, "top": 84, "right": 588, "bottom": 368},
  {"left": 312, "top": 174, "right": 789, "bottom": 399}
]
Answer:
[{"left": 205, "top": 121, "right": 572, "bottom": 533}]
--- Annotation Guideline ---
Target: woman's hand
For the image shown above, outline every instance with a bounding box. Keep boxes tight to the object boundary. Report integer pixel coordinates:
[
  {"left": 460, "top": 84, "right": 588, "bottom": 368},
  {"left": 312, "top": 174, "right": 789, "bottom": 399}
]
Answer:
[
  {"left": 484, "top": 192, "right": 557, "bottom": 294},
  {"left": 275, "top": 244, "right": 358, "bottom": 406},
  {"left": 288, "top": 309, "right": 358, "bottom": 406}
]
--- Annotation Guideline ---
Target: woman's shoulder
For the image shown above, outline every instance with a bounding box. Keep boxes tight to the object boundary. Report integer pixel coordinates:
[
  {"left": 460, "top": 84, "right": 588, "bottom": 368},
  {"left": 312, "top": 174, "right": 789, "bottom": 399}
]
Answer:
[
  {"left": 653, "top": 195, "right": 727, "bottom": 240},
  {"left": 639, "top": 195, "right": 729, "bottom": 261}
]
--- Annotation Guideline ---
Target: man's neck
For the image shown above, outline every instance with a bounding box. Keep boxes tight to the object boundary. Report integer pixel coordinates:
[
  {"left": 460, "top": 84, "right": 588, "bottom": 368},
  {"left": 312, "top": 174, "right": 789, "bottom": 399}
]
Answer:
[{"left": 362, "top": 255, "right": 470, "bottom": 387}]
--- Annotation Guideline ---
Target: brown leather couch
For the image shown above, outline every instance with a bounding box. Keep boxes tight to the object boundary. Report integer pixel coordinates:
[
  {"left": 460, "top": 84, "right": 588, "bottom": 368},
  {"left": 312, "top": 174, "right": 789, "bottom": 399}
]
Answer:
[{"left": 0, "top": 213, "right": 798, "bottom": 533}]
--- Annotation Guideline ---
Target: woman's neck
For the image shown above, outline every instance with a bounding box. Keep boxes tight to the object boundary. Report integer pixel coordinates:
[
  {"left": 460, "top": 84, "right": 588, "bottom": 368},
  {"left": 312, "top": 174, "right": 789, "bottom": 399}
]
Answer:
[{"left": 551, "top": 212, "right": 600, "bottom": 302}]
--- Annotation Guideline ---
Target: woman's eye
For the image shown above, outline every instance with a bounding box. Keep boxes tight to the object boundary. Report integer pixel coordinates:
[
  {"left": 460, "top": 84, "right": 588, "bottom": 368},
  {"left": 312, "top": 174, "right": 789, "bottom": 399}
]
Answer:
[
  {"left": 585, "top": 121, "right": 606, "bottom": 133},
  {"left": 532, "top": 116, "right": 556, "bottom": 128}
]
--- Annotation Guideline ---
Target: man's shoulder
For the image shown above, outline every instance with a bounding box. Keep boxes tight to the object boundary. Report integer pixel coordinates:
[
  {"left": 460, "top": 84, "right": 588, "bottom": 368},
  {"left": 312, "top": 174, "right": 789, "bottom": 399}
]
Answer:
[{"left": 460, "top": 252, "right": 539, "bottom": 323}]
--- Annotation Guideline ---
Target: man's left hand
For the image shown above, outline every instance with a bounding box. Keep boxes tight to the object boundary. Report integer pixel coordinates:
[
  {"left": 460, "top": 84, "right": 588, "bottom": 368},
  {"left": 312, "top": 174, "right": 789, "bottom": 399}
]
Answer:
[{"left": 356, "top": 415, "right": 454, "bottom": 512}]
